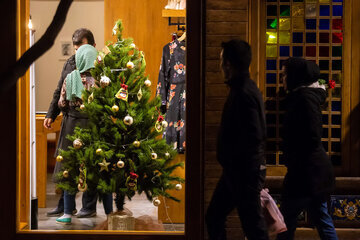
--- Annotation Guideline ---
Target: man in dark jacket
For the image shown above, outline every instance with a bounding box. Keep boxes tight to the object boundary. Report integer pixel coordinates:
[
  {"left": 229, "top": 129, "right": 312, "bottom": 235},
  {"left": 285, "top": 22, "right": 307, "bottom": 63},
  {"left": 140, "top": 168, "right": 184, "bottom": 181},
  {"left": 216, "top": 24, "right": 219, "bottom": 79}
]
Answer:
[
  {"left": 45, "top": 28, "right": 99, "bottom": 218},
  {"left": 205, "top": 40, "right": 269, "bottom": 240}
]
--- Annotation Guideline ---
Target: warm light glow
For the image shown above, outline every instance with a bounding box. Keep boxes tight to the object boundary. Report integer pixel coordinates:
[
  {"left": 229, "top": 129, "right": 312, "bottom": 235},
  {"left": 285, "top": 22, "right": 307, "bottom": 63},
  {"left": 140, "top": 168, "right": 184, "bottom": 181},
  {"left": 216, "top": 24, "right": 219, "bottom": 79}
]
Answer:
[
  {"left": 269, "top": 35, "right": 276, "bottom": 39},
  {"left": 28, "top": 18, "right": 33, "bottom": 30}
]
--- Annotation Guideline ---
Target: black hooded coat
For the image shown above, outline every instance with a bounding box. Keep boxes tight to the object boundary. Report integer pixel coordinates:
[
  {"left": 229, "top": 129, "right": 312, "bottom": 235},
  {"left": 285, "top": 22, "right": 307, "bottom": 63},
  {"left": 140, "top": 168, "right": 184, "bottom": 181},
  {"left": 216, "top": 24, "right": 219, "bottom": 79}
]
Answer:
[{"left": 282, "top": 58, "right": 335, "bottom": 200}]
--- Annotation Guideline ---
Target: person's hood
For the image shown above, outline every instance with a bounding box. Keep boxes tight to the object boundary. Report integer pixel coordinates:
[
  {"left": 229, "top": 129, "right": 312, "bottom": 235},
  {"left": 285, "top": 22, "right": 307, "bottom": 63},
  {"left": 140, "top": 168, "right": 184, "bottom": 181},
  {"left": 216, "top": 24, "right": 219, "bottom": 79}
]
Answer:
[{"left": 285, "top": 58, "right": 320, "bottom": 91}]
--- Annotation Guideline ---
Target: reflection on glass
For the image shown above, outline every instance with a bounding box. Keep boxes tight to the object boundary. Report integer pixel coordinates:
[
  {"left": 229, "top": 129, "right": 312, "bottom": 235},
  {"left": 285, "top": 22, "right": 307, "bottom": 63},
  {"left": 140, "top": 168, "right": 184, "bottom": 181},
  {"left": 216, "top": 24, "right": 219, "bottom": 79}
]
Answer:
[
  {"left": 280, "top": 5, "right": 290, "bottom": 17},
  {"left": 267, "top": 45, "right": 278, "bottom": 57},
  {"left": 279, "top": 18, "right": 290, "bottom": 30},
  {"left": 279, "top": 31, "right": 290, "bottom": 44},
  {"left": 293, "top": 18, "right": 305, "bottom": 29},
  {"left": 292, "top": 4, "right": 304, "bottom": 17},
  {"left": 267, "top": 19, "right": 278, "bottom": 29},
  {"left": 266, "top": 32, "right": 277, "bottom": 44},
  {"left": 305, "top": 4, "right": 317, "bottom": 17}
]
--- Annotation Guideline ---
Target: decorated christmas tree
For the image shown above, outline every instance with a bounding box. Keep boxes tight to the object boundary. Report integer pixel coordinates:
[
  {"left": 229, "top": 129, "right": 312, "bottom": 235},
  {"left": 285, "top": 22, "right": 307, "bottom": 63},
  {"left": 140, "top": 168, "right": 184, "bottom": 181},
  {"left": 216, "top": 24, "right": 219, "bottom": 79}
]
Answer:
[{"left": 57, "top": 20, "right": 184, "bottom": 211}]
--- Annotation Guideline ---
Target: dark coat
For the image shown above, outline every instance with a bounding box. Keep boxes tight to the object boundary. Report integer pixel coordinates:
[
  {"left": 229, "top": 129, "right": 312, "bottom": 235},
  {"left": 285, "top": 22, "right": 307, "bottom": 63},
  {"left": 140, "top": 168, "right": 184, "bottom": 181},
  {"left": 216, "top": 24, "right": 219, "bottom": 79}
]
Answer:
[
  {"left": 45, "top": 55, "right": 76, "bottom": 121},
  {"left": 217, "top": 74, "right": 267, "bottom": 179},
  {"left": 282, "top": 87, "right": 335, "bottom": 200}
]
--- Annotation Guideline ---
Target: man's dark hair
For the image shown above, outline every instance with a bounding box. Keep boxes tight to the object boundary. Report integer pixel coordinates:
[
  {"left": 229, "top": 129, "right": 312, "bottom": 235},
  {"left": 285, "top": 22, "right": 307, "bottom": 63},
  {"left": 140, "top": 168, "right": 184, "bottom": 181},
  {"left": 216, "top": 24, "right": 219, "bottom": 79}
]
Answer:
[
  {"left": 72, "top": 28, "right": 95, "bottom": 46},
  {"left": 221, "top": 39, "right": 252, "bottom": 72}
]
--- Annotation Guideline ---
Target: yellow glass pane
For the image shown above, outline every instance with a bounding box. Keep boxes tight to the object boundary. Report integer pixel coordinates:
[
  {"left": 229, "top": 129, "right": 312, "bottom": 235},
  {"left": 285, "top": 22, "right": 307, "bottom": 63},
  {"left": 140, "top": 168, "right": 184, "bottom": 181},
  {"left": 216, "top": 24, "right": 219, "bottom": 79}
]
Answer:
[
  {"left": 266, "top": 45, "right": 277, "bottom": 57},
  {"left": 319, "top": 0, "right": 330, "bottom": 3},
  {"left": 306, "top": 0, "right": 317, "bottom": 3},
  {"left": 293, "top": 18, "right": 304, "bottom": 30},
  {"left": 279, "top": 31, "right": 290, "bottom": 44},
  {"left": 292, "top": 4, "right": 304, "bottom": 17},
  {"left": 266, "top": 32, "right": 277, "bottom": 44},
  {"left": 279, "top": 18, "right": 290, "bottom": 30}
]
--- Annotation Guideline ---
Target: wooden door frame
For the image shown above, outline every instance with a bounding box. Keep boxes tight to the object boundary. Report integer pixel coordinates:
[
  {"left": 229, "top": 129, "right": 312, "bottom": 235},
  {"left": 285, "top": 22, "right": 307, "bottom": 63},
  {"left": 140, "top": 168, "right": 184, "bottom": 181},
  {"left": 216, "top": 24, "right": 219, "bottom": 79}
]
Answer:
[
  {"left": 250, "top": 0, "right": 360, "bottom": 177},
  {"left": 4, "top": 0, "right": 205, "bottom": 239}
]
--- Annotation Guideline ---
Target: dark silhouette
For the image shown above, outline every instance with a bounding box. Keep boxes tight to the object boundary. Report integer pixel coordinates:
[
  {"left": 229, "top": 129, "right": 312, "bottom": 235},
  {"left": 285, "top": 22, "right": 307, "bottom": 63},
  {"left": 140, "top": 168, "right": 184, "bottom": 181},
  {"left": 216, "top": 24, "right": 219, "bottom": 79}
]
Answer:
[
  {"left": 0, "top": 0, "right": 73, "bottom": 93},
  {"left": 205, "top": 40, "right": 269, "bottom": 240},
  {"left": 277, "top": 57, "right": 338, "bottom": 240}
]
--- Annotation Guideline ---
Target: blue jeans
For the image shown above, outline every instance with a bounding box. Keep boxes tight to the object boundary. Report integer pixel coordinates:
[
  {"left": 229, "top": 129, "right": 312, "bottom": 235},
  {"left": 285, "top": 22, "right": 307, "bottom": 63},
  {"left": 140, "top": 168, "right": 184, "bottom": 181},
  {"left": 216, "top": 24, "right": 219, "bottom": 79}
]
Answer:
[
  {"left": 64, "top": 191, "right": 113, "bottom": 215},
  {"left": 276, "top": 197, "right": 338, "bottom": 240}
]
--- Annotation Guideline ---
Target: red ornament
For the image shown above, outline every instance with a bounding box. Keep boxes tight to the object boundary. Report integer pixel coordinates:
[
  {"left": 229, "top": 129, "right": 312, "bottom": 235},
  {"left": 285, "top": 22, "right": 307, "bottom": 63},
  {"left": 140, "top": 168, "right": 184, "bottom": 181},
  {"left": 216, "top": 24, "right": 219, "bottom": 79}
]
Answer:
[
  {"left": 121, "top": 83, "right": 128, "bottom": 90},
  {"left": 129, "top": 172, "right": 138, "bottom": 179},
  {"left": 157, "top": 115, "right": 164, "bottom": 122},
  {"left": 329, "top": 80, "right": 336, "bottom": 89}
]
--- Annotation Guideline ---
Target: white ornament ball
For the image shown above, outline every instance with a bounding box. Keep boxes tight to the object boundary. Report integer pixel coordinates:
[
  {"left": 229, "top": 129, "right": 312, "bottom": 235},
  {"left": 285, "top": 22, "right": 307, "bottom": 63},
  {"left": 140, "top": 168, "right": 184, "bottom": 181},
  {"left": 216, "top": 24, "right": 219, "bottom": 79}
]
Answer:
[
  {"left": 153, "top": 198, "right": 161, "bottom": 207},
  {"left": 80, "top": 104, "right": 85, "bottom": 110},
  {"left": 126, "top": 61, "right": 135, "bottom": 69},
  {"left": 175, "top": 184, "right": 183, "bottom": 191},
  {"left": 144, "top": 79, "right": 152, "bottom": 87},
  {"left": 73, "top": 139, "right": 83, "bottom": 149},
  {"left": 161, "top": 120, "right": 168, "bottom": 128},
  {"left": 100, "top": 76, "right": 111, "bottom": 87},
  {"left": 130, "top": 43, "right": 136, "bottom": 48},
  {"left": 151, "top": 152, "right": 158, "bottom": 160},
  {"left": 117, "top": 160, "right": 125, "bottom": 168},
  {"left": 165, "top": 152, "right": 170, "bottom": 159},
  {"left": 123, "top": 115, "right": 134, "bottom": 125}
]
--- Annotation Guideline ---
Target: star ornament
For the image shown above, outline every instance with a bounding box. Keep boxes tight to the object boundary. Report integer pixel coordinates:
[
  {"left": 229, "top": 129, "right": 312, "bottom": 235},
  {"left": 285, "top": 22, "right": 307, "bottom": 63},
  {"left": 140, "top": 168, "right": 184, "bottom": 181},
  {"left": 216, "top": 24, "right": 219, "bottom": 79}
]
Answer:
[{"left": 98, "top": 159, "right": 110, "bottom": 172}]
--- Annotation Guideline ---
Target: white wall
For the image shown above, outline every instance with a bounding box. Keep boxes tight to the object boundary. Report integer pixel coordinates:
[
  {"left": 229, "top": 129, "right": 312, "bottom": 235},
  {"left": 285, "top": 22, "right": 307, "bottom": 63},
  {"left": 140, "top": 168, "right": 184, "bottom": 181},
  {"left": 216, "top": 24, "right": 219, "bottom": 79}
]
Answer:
[{"left": 30, "top": 0, "right": 104, "bottom": 112}]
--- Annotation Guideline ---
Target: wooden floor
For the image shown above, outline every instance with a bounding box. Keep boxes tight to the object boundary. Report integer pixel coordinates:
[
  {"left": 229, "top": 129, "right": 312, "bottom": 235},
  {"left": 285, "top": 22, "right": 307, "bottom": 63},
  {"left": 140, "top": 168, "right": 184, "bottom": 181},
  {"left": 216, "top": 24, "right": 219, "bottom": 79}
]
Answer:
[{"left": 38, "top": 174, "right": 184, "bottom": 231}]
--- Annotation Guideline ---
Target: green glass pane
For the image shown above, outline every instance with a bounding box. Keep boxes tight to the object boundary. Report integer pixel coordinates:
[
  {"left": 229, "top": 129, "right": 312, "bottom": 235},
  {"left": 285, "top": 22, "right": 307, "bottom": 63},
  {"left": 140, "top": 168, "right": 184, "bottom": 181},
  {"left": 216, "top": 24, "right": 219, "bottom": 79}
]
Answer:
[
  {"left": 267, "top": 19, "right": 278, "bottom": 29},
  {"left": 266, "top": 32, "right": 278, "bottom": 44},
  {"left": 306, "top": 4, "right": 317, "bottom": 17},
  {"left": 332, "top": 73, "right": 342, "bottom": 84},
  {"left": 292, "top": 4, "right": 304, "bottom": 17},
  {"left": 279, "top": 18, "right": 291, "bottom": 30},
  {"left": 332, "top": 87, "right": 341, "bottom": 98},
  {"left": 280, "top": 5, "right": 290, "bottom": 16},
  {"left": 332, "top": 46, "right": 342, "bottom": 57},
  {"left": 293, "top": 18, "right": 305, "bottom": 29},
  {"left": 279, "top": 31, "right": 290, "bottom": 44},
  {"left": 267, "top": 45, "right": 278, "bottom": 57}
]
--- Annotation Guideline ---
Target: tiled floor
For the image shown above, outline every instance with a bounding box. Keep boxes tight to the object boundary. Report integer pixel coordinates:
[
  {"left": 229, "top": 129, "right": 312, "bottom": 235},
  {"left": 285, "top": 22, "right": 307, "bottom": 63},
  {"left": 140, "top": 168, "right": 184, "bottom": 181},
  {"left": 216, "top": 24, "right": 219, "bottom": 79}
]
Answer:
[{"left": 38, "top": 174, "right": 184, "bottom": 231}]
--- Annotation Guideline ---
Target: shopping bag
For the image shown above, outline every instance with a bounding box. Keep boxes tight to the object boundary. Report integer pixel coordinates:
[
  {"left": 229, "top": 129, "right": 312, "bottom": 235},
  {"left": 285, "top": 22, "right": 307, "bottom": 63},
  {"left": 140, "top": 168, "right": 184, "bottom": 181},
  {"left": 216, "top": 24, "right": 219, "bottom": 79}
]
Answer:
[{"left": 260, "top": 188, "right": 287, "bottom": 236}]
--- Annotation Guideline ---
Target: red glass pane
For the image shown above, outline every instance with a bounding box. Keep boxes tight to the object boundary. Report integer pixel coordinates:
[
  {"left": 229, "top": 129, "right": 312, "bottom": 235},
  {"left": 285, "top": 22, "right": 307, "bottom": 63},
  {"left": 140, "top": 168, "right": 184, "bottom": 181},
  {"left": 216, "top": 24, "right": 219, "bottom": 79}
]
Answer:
[
  {"left": 306, "top": 46, "right": 316, "bottom": 57},
  {"left": 319, "top": 33, "right": 329, "bottom": 43},
  {"left": 319, "top": 46, "right": 329, "bottom": 57},
  {"left": 332, "top": 19, "right": 343, "bottom": 30},
  {"left": 332, "top": 32, "right": 343, "bottom": 43}
]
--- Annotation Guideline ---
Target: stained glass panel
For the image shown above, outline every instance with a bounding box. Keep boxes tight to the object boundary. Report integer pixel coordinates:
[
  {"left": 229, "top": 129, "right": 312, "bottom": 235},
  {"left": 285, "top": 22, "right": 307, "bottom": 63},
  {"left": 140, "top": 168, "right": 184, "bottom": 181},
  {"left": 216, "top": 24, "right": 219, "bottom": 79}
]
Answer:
[
  {"left": 333, "top": 5, "right": 343, "bottom": 16},
  {"left": 292, "top": 4, "right": 304, "bottom": 17},
  {"left": 267, "top": 19, "right": 278, "bottom": 29},
  {"left": 279, "top": 31, "right": 290, "bottom": 44},
  {"left": 293, "top": 46, "right": 303, "bottom": 57},
  {"left": 305, "top": 4, "right": 317, "bottom": 17},
  {"left": 306, "top": 19, "right": 316, "bottom": 29},
  {"left": 319, "top": 19, "right": 330, "bottom": 30},
  {"left": 320, "top": 5, "right": 330, "bottom": 16},
  {"left": 279, "top": 18, "right": 291, "bottom": 30},
  {"left": 266, "top": 45, "right": 278, "bottom": 57},
  {"left": 267, "top": 32, "right": 278, "bottom": 44}
]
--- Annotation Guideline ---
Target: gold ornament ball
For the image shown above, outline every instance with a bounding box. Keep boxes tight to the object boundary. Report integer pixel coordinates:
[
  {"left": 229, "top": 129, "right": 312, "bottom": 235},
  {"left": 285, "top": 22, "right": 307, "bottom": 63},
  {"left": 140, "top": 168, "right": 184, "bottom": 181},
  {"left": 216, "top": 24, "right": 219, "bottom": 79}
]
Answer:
[
  {"left": 126, "top": 61, "right": 135, "bottom": 69},
  {"left": 63, "top": 170, "right": 69, "bottom": 178},
  {"left": 73, "top": 139, "right": 83, "bottom": 149},
  {"left": 133, "top": 140, "right": 140, "bottom": 148},
  {"left": 80, "top": 104, "right": 85, "bottom": 110},
  {"left": 123, "top": 115, "right": 134, "bottom": 125},
  {"left": 165, "top": 152, "right": 170, "bottom": 159},
  {"left": 151, "top": 152, "right": 158, "bottom": 160},
  {"left": 96, "top": 148, "right": 103, "bottom": 155},
  {"left": 78, "top": 183, "right": 88, "bottom": 192},
  {"left": 153, "top": 198, "right": 161, "bottom": 207},
  {"left": 117, "top": 160, "right": 125, "bottom": 168},
  {"left": 56, "top": 155, "right": 63, "bottom": 162},
  {"left": 112, "top": 105, "right": 119, "bottom": 112},
  {"left": 144, "top": 79, "right": 151, "bottom": 87},
  {"left": 161, "top": 120, "right": 168, "bottom": 128},
  {"left": 175, "top": 183, "right": 183, "bottom": 191}
]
